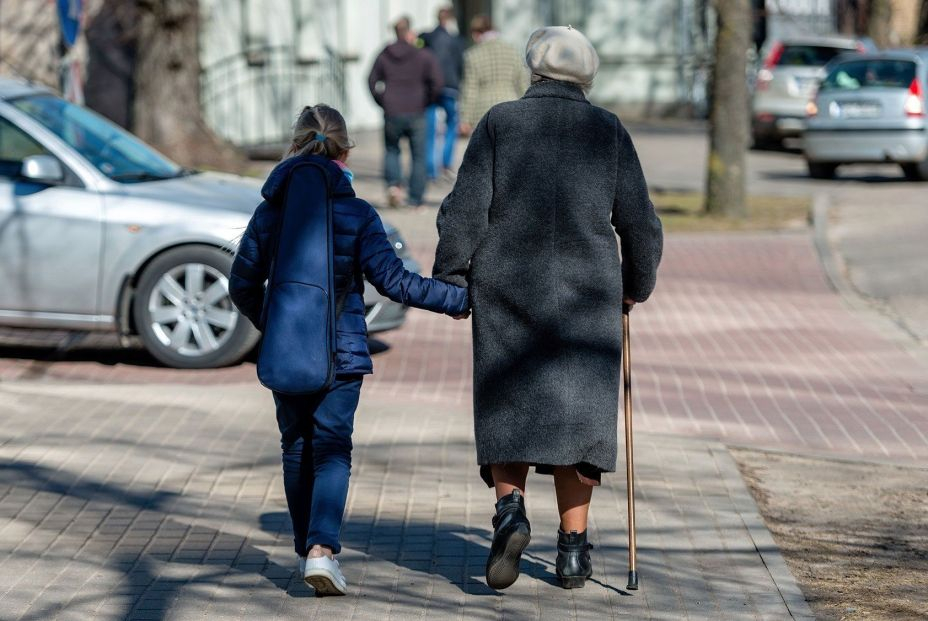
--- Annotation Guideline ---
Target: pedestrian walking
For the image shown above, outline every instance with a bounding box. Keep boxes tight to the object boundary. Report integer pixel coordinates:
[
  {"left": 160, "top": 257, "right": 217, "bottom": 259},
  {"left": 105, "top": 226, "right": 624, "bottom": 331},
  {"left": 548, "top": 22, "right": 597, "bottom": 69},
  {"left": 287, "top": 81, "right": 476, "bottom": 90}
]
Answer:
[
  {"left": 368, "top": 16, "right": 443, "bottom": 208},
  {"left": 420, "top": 6, "right": 465, "bottom": 180},
  {"left": 433, "top": 26, "right": 663, "bottom": 591},
  {"left": 457, "top": 14, "right": 528, "bottom": 135},
  {"left": 229, "top": 105, "right": 469, "bottom": 596}
]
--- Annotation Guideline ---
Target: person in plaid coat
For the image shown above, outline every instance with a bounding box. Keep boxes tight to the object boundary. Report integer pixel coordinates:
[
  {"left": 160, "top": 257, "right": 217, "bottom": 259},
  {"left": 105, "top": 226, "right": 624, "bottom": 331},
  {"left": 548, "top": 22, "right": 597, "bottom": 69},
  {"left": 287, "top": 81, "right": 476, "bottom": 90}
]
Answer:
[{"left": 458, "top": 15, "right": 529, "bottom": 133}]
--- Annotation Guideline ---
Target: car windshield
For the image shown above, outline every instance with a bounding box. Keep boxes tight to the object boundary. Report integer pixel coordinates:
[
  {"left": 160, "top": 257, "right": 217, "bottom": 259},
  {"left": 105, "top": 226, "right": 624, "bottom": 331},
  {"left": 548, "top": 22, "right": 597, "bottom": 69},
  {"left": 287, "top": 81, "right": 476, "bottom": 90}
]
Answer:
[
  {"left": 776, "top": 45, "right": 849, "bottom": 67},
  {"left": 821, "top": 59, "right": 916, "bottom": 91},
  {"left": 10, "top": 94, "right": 184, "bottom": 182}
]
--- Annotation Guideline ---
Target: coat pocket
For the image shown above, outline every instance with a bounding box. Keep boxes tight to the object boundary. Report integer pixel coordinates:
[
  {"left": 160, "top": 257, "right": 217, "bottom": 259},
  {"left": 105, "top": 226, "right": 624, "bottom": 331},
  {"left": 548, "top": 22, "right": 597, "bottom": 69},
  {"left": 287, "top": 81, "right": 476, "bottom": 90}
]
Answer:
[{"left": 257, "top": 281, "right": 333, "bottom": 395}]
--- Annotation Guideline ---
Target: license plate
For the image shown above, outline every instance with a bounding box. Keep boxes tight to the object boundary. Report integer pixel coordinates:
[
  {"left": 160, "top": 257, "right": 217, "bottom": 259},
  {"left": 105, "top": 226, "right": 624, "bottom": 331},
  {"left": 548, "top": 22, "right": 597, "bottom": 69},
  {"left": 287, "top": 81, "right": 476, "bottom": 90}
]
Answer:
[
  {"left": 794, "top": 77, "right": 818, "bottom": 93},
  {"left": 840, "top": 103, "right": 881, "bottom": 118}
]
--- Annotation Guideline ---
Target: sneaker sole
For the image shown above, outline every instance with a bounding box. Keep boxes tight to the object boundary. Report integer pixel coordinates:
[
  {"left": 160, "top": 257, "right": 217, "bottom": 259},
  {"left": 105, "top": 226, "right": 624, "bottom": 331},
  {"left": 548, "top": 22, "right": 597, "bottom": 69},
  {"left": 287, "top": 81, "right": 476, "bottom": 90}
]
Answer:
[
  {"left": 486, "top": 524, "right": 531, "bottom": 590},
  {"left": 304, "top": 572, "right": 347, "bottom": 597}
]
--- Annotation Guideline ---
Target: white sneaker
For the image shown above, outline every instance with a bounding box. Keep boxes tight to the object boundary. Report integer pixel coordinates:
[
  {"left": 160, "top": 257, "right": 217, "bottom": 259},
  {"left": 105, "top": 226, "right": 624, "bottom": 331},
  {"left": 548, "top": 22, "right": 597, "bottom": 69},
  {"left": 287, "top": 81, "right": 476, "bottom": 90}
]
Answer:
[{"left": 304, "top": 555, "right": 347, "bottom": 596}]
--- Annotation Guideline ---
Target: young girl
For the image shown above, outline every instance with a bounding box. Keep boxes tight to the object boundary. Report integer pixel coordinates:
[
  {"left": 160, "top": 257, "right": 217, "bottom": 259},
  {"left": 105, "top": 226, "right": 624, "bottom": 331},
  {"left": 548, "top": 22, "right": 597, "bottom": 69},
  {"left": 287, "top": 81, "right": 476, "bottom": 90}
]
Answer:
[{"left": 229, "top": 104, "right": 469, "bottom": 596}]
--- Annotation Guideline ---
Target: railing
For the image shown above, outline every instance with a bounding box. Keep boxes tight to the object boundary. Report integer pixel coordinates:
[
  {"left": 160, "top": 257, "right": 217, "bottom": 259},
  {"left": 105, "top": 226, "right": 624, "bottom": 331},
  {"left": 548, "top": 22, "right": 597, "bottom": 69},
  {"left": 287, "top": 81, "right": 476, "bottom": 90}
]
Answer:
[{"left": 201, "top": 45, "right": 349, "bottom": 152}]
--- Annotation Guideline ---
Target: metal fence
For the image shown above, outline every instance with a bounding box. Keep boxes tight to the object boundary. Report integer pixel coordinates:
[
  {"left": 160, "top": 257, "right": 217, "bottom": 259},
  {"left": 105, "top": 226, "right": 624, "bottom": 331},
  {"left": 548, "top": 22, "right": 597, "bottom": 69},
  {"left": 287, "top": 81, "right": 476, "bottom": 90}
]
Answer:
[{"left": 201, "top": 45, "right": 348, "bottom": 152}]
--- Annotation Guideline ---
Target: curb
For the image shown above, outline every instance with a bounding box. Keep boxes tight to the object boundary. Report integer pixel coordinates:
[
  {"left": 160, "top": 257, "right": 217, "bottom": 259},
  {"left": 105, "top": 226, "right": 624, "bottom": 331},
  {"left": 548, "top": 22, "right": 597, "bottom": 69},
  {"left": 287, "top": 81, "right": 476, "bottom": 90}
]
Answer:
[{"left": 811, "top": 193, "right": 928, "bottom": 367}]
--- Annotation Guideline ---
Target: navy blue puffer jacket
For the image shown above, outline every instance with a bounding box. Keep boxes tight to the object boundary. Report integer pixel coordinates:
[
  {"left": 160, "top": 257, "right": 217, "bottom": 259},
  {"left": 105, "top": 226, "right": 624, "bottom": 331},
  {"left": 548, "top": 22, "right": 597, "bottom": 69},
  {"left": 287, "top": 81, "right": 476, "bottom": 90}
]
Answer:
[{"left": 229, "top": 154, "right": 469, "bottom": 375}]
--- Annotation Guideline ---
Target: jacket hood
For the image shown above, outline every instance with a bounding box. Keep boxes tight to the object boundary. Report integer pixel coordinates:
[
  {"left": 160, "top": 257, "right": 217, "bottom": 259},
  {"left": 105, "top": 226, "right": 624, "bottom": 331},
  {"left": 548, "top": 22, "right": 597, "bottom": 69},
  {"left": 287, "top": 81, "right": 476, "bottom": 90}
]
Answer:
[
  {"left": 261, "top": 154, "right": 355, "bottom": 205},
  {"left": 384, "top": 40, "right": 417, "bottom": 60}
]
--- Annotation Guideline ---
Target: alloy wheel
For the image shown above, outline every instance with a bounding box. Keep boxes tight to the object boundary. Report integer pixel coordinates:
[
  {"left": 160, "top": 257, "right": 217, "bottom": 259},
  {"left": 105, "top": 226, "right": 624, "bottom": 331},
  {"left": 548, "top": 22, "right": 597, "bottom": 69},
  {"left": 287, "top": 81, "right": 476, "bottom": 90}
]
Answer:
[{"left": 146, "top": 263, "right": 239, "bottom": 357}]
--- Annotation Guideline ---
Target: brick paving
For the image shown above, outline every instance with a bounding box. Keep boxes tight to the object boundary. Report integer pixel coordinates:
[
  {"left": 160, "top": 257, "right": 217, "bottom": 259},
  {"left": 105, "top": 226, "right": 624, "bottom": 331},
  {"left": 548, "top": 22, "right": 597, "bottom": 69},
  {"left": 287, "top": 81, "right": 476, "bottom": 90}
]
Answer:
[
  {"left": 1, "top": 130, "right": 925, "bottom": 617},
  {"left": 0, "top": 380, "right": 810, "bottom": 620},
  {"left": 2, "top": 223, "right": 923, "bottom": 617},
  {"left": 3, "top": 230, "right": 924, "bottom": 467},
  {"left": 365, "top": 231, "right": 928, "bottom": 466}
]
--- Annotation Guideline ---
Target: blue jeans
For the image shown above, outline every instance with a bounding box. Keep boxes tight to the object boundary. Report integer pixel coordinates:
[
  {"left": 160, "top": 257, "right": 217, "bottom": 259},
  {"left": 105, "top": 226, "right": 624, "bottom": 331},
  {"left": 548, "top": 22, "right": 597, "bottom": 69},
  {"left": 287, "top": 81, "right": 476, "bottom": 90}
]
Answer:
[
  {"left": 384, "top": 114, "right": 427, "bottom": 205},
  {"left": 426, "top": 89, "right": 459, "bottom": 178},
  {"left": 273, "top": 376, "right": 362, "bottom": 556}
]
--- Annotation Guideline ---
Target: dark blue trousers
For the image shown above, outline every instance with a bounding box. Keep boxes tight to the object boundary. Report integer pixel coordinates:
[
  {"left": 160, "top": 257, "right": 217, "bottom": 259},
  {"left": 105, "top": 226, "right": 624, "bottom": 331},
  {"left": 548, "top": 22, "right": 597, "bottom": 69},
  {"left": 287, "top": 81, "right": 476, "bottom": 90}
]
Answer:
[
  {"left": 383, "top": 114, "right": 427, "bottom": 205},
  {"left": 273, "top": 376, "right": 362, "bottom": 556}
]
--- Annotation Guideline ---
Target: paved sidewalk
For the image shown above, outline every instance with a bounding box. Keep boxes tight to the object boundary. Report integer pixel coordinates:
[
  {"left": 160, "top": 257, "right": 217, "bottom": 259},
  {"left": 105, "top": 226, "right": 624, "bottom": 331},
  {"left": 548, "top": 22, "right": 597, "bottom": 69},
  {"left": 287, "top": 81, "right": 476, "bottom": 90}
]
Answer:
[
  {"left": 0, "top": 380, "right": 811, "bottom": 620},
  {"left": 1, "top": 127, "right": 924, "bottom": 618}
]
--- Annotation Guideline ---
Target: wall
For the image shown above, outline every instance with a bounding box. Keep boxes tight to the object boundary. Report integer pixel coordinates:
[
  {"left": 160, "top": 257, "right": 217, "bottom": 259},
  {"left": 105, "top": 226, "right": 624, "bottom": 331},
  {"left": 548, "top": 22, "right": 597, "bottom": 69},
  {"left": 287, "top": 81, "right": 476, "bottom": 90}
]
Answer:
[
  {"left": 493, "top": 0, "right": 713, "bottom": 118},
  {"left": 199, "top": 0, "right": 450, "bottom": 145}
]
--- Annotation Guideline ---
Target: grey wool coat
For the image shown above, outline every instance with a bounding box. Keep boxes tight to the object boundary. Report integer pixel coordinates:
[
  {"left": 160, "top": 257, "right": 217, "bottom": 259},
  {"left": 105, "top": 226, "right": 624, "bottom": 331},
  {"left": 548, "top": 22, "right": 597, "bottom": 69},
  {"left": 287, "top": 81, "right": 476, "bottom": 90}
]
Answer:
[{"left": 432, "top": 79, "right": 663, "bottom": 484}]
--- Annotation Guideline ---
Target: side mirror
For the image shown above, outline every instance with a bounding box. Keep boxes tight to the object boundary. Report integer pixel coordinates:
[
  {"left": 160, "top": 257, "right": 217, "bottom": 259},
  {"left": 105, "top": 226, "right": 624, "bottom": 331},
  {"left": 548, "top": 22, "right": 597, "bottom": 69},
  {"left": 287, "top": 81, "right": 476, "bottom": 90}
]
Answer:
[{"left": 20, "top": 155, "right": 64, "bottom": 184}]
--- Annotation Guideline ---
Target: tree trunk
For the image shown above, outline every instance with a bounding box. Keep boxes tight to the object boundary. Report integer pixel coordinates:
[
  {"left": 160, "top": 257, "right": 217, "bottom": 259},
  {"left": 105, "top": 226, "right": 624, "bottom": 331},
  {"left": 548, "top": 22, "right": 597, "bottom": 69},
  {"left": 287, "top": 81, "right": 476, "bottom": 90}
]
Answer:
[
  {"left": 705, "top": 0, "right": 750, "bottom": 218},
  {"left": 837, "top": 0, "right": 866, "bottom": 35},
  {"left": 867, "top": 0, "right": 894, "bottom": 47},
  {"left": 917, "top": 0, "right": 928, "bottom": 44},
  {"left": 132, "top": 0, "right": 242, "bottom": 170}
]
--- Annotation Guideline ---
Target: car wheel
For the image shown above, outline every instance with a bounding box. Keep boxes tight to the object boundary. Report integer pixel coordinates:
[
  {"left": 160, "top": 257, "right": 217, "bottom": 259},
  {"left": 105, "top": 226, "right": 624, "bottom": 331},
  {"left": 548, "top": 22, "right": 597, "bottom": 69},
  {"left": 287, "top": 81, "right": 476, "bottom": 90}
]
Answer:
[
  {"left": 133, "top": 245, "right": 259, "bottom": 369},
  {"left": 901, "top": 161, "right": 928, "bottom": 182},
  {"left": 807, "top": 161, "right": 837, "bottom": 180}
]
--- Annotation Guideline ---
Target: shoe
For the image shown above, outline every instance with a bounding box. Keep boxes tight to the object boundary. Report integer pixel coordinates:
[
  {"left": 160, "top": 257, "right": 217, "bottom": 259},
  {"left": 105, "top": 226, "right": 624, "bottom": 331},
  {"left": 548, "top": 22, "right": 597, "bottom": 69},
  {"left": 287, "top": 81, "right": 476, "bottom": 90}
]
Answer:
[
  {"left": 387, "top": 185, "right": 404, "bottom": 208},
  {"left": 485, "top": 489, "right": 531, "bottom": 590},
  {"left": 304, "top": 555, "right": 347, "bottom": 596},
  {"left": 555, "top": 529, "right": 593, "bottom": 589}
]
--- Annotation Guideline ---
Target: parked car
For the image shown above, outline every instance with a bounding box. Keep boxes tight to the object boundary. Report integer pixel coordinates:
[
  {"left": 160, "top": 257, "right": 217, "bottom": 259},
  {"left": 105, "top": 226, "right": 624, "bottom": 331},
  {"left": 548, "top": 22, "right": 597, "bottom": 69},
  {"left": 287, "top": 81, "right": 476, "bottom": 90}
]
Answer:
[
  {"left": 752, "top": 36, "right": 874, "bottom": 146},
  {"left": 804, "top": 49, "right": 928, "bottom": 180},
  {"left": 0, "top": 78, "right": 417, "bottom": 368}
]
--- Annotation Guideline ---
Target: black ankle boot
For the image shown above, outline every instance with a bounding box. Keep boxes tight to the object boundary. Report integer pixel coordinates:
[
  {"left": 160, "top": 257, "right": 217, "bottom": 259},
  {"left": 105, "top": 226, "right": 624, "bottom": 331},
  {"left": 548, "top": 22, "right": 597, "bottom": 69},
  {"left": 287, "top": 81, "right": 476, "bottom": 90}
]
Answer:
[
  {"left": 485, "top": 489, "right": 531, "bottom": 590},
  {"left": 556, "top": 529, "right": 593, "bottom": 589}
]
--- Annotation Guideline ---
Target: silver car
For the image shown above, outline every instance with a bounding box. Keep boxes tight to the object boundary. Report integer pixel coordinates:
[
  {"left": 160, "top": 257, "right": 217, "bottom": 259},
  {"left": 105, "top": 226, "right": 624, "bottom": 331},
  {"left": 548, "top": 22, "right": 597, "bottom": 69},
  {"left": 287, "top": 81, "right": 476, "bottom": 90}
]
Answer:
[
  {"left": 804, "top": 50, "right": 928, "bottom": 180},
  {"left": 752, "top": 36, "right": 871, "bottom": 146},
  {"left": 0, "top": 79, "right": 415, "bottom": 368}
]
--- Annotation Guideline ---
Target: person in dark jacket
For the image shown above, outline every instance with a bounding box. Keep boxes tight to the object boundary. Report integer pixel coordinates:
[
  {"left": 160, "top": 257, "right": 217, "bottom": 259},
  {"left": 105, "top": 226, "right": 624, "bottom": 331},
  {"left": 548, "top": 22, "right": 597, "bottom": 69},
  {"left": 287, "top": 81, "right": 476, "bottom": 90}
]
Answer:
[
  {"left": 368, "top": 16, "right": 443, "bottom": 208},
  {"left": 420, "top": 6, "right": 465, "bottom": 180},
  {"left": 433, "top": 27, "right": 663, "bottom": 591},
  {"left": 230, "top": 105, "right": 469, "bottom": 596}
]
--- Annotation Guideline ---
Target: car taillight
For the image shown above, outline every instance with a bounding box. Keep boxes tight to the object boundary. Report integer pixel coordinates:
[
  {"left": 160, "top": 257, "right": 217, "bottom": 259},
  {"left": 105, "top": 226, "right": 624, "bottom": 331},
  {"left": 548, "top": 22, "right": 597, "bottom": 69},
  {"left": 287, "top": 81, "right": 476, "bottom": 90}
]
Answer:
[
  {"left": 904, "top": 78, "right": 924, "bottom": 117},
  {"left": 763, "top": 42, "right": 784, "bottom": 70},
  {"left": 756, "top": 68, "right": 774, "bottom": 91}
]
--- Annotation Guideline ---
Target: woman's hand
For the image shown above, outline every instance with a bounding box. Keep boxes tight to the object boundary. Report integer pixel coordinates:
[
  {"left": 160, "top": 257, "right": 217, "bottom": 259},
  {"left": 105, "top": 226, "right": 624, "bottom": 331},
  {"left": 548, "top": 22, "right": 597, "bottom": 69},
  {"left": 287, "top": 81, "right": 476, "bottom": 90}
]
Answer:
[
  {"left": 623, "top": 297, "right": 636, "bottom": 314},
  {"left": 452, "top": 311, "right": 471, "bottom": 320}
]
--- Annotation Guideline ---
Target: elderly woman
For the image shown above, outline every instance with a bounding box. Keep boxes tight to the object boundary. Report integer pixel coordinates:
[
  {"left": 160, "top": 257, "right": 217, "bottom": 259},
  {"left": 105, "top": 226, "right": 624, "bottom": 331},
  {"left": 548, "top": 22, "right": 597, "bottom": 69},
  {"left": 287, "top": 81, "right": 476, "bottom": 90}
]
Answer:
[{"left": 433, "top": 26, "right": 663, "bottom": 591}]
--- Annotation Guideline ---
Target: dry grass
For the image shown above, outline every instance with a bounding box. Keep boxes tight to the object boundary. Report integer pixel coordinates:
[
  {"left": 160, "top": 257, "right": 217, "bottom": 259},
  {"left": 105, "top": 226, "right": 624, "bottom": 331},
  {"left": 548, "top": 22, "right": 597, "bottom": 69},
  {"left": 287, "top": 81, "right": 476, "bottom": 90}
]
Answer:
[{"left": 653, "top": 191, "right": 811, "bottom": 232}]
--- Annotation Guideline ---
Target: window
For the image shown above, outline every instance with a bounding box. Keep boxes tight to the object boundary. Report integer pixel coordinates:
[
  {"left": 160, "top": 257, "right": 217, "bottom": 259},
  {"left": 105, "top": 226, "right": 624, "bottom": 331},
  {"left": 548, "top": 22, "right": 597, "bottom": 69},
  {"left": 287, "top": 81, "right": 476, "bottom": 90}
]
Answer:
[
  {"left": 0, "top": 117, "right": 49, "bottom": 177},
  {"left": 777, "top": 46, "right": 848, "bottom": 68},
  {"left": 11, "top": 94, "right": 183, "bottom": 182},
  {"left": 821, "top": 60, "right": 916, "bottom": 91}
]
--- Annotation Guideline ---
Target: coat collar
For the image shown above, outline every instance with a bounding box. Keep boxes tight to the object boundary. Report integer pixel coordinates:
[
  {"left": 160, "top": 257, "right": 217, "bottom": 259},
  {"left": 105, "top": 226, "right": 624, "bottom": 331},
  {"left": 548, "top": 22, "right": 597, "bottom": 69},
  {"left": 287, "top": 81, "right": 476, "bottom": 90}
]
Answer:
[{"left": 521, "top": 79, "right": 588, "bottom": 103}]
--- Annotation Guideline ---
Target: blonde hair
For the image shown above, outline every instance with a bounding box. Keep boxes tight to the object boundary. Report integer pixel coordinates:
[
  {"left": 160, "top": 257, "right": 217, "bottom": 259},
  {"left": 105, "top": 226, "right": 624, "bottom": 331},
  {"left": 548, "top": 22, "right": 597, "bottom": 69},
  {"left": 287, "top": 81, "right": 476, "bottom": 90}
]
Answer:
[{"left": 286, "top": 104, "right": 354, "bottom": 160}]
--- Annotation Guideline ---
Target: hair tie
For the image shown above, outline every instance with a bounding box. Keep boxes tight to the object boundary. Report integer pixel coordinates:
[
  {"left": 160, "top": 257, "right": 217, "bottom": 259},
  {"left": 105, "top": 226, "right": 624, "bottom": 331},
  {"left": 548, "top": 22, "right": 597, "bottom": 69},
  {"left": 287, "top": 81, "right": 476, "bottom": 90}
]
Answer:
[{"left": 314, "top": 132, "right": 327, "bottom": 142}]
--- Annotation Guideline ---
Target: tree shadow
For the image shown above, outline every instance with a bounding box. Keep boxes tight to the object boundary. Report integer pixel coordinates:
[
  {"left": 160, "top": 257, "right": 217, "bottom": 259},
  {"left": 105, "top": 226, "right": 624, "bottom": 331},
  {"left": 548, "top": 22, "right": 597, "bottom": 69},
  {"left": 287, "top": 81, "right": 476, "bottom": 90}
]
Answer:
[
  {"left": 259, "top": 510, "right": 554, "bottom": 596},
  {"left": 0, "top": 460, "right": 304, "bottom": 620}
]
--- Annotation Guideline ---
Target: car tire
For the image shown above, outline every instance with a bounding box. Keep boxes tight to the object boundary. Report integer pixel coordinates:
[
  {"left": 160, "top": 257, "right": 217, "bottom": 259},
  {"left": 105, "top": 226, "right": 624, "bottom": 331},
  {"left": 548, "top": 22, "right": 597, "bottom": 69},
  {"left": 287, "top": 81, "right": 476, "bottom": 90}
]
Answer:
[
  {"left": 133, "top": 245, "right": 260, "bottom": 369},
  {"left": 807, "top": 161, "right": 837, "bottom": 180},
  {"left": 901, "top": 161, "right": 928, "bottom": 182}
]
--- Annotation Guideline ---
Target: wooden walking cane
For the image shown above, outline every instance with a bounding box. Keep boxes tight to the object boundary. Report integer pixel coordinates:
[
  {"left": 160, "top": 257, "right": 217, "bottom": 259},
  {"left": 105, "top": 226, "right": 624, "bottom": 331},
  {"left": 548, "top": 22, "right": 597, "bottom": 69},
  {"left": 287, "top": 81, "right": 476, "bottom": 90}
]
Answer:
[{"left": 622, "top": 303, "right": 639, "bottom": 590}]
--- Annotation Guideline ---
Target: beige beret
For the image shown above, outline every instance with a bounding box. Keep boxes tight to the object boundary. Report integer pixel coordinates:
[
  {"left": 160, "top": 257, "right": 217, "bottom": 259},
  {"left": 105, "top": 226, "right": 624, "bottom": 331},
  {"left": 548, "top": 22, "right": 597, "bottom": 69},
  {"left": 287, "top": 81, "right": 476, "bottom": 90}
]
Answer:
[{"left": 525, "top": 26, "right": 600, "bottom": 88}]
